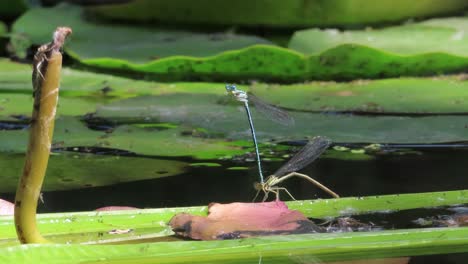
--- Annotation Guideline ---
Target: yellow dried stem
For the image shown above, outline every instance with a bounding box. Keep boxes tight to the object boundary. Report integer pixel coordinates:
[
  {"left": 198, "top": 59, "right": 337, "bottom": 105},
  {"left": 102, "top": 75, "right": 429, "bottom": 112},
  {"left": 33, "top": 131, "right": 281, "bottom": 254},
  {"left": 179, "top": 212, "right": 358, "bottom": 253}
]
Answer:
[{"left": 14, "top": 27, "right": 71, "bottom": 244}]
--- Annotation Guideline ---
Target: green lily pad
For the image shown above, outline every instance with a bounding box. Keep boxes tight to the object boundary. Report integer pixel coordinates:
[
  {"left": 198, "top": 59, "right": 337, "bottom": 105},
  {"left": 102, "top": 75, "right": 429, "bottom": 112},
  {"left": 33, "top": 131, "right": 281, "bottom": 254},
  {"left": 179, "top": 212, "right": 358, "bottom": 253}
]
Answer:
[
  {"left": 3, "top": 59, "right": 468, "bottom": 115},
  {"left": 0, "top": 151, "right": 186, "bottom": 193},
  {"left": 0, "top": 93, "right": 100, "bottom": 117},
  {"left": 0, "top": 117, "right": 247, "bottom": 159},
  {"left": 12, "top": 5, "right": 468, "bottom": 81},
  {"left": 11, "top": 4, "right": 272, "bottom": 63},
  {"left": 88, "top": 0, "right": 468, "bottom": 28},
  {"left": 0, "top": 0, "right": 27, "bottom": 20},
  {"left": 94, "top": 93, "right": 468, "bottom": 144},
  {"left": 289, "top": 18, "right": 468, "bottom": 56},
  {"left": 290, "top": 18, "right": 468, "bottom": 81},
  {"left": 2, "top": 58, "right": 468, "bottom": 144},
  {"left": 249, "top": 77, "right": 468, "bottom": 113}
]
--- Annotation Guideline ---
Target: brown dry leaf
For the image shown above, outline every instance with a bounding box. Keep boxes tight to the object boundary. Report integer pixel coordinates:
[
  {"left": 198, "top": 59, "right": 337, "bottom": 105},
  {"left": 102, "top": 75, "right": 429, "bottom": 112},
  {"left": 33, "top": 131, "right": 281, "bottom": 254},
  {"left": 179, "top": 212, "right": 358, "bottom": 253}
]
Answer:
[{"left": 169, "top": 201, "right": 323, "bottom": 240}]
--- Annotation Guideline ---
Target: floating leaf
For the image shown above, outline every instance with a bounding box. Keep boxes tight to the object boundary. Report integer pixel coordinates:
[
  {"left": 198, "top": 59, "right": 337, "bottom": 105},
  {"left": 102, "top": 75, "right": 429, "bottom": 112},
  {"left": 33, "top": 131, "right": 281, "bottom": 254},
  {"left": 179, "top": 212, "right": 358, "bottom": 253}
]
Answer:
[
  {"left": 94, "top": 94, "right": 468, "bottom": 144},
  {"left": 88, "top": 0, "right": 468, "bottom": 28},
  {"left": 290, "top": 18, "right": 468, "bottom": 56},
  {"left": 0, "top": 117, "right": 246, "bottom": 159},
  {"left": 11, "top": 6, "right": 468, "bottom": 80},
  {"left": 11, "top": 4, "right": 272, "bottom": 62},
  {"left": 2, "top": 60, "right": 468, "bottom": 144},
  {"left": 0, "top": 0, "right": 27, "bottom": 20},
  {"left": 0, "top": 151, "right": 187, "bottom": 193}
]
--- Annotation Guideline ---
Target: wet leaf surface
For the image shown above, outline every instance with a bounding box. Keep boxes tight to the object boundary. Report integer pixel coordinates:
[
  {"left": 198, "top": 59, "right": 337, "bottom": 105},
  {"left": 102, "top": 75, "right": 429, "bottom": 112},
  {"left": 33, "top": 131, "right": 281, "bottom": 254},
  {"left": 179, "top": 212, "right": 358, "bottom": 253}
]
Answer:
[
  {"left": 11, "top": 4, "right": 272, "bottom": 63},
  {"left": 88, "top": 0, "right": 468, "bottom": 28},
  {"left": 0, "top": 151, "right": 187, "bottom": 192}
]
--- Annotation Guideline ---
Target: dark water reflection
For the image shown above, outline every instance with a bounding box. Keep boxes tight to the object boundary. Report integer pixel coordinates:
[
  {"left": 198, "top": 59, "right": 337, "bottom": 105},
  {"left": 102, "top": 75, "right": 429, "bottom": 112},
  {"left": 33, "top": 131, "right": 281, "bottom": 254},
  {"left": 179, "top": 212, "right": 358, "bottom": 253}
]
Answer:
[{"left": 15, "top": 144, "right": 466, "bottom": 212}]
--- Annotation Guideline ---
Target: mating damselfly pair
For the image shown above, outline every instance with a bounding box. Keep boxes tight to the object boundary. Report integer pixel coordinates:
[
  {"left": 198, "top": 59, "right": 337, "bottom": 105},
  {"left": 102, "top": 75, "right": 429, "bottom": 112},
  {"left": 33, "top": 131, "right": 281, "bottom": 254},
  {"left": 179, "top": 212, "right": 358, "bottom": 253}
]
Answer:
[{"left": 225, "top": 84, "right": 339, "bottom": 201}]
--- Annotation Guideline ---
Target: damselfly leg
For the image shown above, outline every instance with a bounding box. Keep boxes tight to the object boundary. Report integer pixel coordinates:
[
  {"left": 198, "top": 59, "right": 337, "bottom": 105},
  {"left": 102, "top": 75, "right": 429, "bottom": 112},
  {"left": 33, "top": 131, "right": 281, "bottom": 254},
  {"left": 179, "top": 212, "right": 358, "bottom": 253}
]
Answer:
[{"left": 253, "top": 136, "right": 339, "bottom": 201}]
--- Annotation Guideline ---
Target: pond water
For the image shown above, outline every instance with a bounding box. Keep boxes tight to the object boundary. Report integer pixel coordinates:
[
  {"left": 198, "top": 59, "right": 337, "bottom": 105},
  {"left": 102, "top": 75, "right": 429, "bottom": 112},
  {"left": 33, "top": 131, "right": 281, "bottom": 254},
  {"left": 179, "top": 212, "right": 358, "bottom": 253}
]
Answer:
[{"left": 8, "top": 143, "right": 464, "bottom": 212}]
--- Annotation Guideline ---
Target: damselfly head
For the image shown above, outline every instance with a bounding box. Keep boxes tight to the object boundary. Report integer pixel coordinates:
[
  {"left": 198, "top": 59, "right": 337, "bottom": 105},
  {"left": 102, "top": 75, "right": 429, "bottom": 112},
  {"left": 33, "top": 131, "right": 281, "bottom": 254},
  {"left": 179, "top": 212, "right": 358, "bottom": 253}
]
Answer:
[
  {"left": 226, "top": 84, "right": 248, "bottom": 102},
  {"left": 225, "top": 84, "right": 237, "bottom": 92}
]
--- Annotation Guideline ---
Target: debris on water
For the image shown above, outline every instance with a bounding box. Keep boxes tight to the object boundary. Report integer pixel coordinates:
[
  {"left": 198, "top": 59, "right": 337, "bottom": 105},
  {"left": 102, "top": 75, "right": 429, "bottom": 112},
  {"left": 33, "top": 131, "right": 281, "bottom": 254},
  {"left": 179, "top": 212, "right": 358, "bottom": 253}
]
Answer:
[
  {"left": 325, "top": 217, "right": 379, "bottom": 232},
  {"left": 333, "top": 146, "right": 350, "bottom": 151},
  {"left": 413, "top": 212, "right": 468, "bottom": 227},
  {"left": 364, "top": 143, "right": 383, "bottom": 151},
  {"left": 351, "top": 149, "right": 366, "bottom": 154},
  {"left": 189, "top": 163, "right": 222, "bottom": 167}
]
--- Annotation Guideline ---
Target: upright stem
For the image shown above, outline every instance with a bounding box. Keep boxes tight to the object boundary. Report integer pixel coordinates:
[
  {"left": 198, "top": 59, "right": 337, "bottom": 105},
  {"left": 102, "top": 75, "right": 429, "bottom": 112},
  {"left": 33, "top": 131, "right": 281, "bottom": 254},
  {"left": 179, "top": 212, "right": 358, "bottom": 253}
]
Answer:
[{"left": 14, "top": 27, "right": 71, "bottom": 244}]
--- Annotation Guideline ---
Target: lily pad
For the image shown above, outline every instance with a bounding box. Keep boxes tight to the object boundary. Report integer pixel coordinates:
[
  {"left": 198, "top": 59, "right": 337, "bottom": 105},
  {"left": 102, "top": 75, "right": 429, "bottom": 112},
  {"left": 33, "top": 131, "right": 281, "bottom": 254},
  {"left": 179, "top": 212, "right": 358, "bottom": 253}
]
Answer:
[
  {"left": 3, "top": 59, "right": 468, "bottom": 115},
  {"left": 3, "top": 59, "right": 468, "bottom": 144},
  {"left": 11, "top": 6, "right": 468, "bottom": 81},
  {"left": 0, "top": 0, "right": 27, "bottom": 20},
  {"left": 250, "top": 77, "right": 468, "bottom": 114},
  {"left": 94, "top": 93, "right": 468, "bottom": 144},
  {"left": 11, "top": 4, "right": 272, "bottom": 63},
  {"left": 0, "top": 117, "right": 247, "bottom": 159},
  {"left": 88, "top": 0, "right": 468, "bottom": 28},
  {"left": 289, "top": 18, "right": 468, "bottom": 56},
  {"left": 0, "top": 151, "right": 187, "bottom": 193},
  {"left": 291, "top": 18, "right": 468, "bottom": 80}
]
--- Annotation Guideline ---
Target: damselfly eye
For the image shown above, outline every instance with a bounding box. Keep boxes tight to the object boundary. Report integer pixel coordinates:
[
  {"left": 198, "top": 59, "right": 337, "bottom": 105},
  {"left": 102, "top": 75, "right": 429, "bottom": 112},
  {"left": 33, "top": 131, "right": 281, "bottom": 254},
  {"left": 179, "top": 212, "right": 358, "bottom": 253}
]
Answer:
[{"left": 225, "top": 84, "right": 236, "bottom": 91}]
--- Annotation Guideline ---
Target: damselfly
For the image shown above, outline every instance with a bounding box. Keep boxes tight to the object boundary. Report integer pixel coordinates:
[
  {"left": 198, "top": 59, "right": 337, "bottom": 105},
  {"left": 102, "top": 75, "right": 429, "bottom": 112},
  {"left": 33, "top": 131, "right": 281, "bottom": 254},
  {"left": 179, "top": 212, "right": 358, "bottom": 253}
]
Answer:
[
  {"left": 225, "top": 84, "right": 294, "bottom": 184},
  {"left": 253, "top": 136, "right": 339, "bottom": 202}
]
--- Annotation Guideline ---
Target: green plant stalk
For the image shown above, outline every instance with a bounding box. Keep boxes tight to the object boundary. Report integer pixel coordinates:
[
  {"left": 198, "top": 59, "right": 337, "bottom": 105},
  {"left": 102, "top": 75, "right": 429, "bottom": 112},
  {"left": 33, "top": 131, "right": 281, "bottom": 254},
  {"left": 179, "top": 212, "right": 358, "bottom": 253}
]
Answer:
[
  {"left": 1, "top": 190, "right": 466, "bottom": 245},
  {"left": 1, "top": 227, "right": 468, "bottom": 263},
  {"left": 14, "top": 27, "right": 71, "bottom": 244}
]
